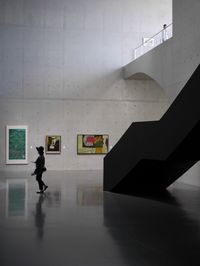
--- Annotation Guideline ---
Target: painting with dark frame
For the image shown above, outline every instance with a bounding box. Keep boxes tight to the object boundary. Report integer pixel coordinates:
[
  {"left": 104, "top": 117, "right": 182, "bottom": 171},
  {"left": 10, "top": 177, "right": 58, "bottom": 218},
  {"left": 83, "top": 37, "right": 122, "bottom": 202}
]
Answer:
[{"left": 46, "top": 135, "right": 61, "bottom": 154}]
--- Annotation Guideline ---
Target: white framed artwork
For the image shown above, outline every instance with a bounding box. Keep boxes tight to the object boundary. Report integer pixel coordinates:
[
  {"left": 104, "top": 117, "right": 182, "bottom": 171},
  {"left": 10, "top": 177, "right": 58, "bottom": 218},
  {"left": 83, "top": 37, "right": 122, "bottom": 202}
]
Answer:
[{"left": 6, "top": 125, "right": 28, "bottom": 164}]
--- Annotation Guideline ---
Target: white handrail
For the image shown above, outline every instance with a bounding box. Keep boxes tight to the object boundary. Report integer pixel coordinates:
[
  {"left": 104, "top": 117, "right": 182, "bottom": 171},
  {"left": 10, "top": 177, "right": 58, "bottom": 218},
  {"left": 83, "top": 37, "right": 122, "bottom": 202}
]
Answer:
[{"left": 134, "top": 23, "right": 173, "bottom": 60}]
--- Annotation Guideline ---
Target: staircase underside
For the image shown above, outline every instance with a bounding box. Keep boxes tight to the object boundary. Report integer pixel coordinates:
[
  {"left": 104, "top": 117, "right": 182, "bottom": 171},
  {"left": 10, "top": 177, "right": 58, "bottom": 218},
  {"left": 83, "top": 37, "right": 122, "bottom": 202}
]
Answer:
[{"left": 104, "top": 65, "right": 200, "bottom": 194}]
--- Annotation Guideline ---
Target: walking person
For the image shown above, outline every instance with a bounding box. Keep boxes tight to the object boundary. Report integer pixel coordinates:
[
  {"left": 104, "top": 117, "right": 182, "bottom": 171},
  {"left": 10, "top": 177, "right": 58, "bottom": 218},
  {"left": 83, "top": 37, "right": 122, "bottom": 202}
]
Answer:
[{"left": 32, "top": 146, "right": 48, "bottom": 194}]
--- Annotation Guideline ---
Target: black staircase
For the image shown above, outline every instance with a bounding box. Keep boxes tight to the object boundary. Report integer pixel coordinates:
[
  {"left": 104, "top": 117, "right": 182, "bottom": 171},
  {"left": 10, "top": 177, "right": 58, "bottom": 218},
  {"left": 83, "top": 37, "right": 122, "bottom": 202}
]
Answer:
[{"left": 104, "top": 65, "right": 200, "bottom": 194}]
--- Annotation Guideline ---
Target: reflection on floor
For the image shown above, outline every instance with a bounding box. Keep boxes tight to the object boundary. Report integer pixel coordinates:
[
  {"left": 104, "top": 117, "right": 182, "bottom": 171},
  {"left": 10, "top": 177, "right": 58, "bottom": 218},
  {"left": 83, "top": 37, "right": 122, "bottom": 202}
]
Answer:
[{"left": 0, "top": 170, "right": 200, "bottom": 266}]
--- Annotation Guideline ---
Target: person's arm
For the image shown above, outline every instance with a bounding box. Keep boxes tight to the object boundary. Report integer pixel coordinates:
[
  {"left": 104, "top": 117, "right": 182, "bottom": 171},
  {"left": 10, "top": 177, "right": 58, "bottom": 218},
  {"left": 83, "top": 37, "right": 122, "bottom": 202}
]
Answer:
[{"left": 31, "top": 156, "right": 40, "bottom": 175}]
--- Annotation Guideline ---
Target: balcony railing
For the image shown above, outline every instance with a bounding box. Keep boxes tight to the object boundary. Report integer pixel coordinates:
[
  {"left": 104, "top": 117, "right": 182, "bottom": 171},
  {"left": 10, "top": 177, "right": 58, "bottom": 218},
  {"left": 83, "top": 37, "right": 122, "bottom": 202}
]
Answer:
[{"left": 134, "top": 23, "right": 173, "bottom": 60}]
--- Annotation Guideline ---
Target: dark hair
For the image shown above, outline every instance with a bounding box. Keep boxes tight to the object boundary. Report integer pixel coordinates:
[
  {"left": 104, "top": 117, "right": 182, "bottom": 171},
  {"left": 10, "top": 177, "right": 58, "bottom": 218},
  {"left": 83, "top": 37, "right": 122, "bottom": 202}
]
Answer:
[{"left": 36, "top": 146, "right": 44, "bottom": 155}]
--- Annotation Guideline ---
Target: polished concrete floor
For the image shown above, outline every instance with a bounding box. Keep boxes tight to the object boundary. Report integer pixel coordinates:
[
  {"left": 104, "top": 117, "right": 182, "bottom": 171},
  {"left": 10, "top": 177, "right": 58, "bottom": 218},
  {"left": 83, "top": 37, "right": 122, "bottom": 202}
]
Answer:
[{"left": 1, "top": 170, "right": 200, "bottom": 266}]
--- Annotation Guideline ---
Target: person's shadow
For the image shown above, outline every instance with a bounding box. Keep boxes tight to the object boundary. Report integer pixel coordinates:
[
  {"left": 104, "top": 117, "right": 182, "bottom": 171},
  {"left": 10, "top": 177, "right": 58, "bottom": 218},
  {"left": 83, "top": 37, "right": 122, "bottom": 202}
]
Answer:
[{"left": 33, "top": 194, "right": 46, "bottom": 240}]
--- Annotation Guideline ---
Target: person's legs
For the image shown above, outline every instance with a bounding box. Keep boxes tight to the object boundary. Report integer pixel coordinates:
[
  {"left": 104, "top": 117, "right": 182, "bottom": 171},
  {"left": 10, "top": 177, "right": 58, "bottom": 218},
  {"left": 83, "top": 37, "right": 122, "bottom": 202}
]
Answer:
[
  {"left": 36, "top": 173, "right": 44, "bottom": 191},
  {"left": 43, "top": 184, "right": 48, "bottom": 191},
  {"left": 36, "top": 173, "right": 48, "bottom": 192}
]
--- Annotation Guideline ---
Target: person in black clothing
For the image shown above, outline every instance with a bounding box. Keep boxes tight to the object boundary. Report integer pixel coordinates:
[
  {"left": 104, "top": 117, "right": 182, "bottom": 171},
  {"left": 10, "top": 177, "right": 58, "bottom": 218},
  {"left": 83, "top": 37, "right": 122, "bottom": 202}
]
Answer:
[{"left": 32, "top": 146, "right": 48, "bottom": 194}]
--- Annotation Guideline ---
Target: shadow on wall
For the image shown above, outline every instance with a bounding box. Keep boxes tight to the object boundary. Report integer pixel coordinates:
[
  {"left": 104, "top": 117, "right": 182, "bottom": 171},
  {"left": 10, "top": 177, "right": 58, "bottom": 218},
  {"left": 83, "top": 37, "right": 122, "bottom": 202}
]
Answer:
[
  {"left": 125, "top": 72, "right": 153, "bottom": 80},
  {"left": 123, "top": 75, "right": 169, "bottom": 103},
  {"left": 63, "top": 68, "right": 123, "bottom": 100},
  {"left": 65, "top": 68, "right": 169, "bottom": 103}
]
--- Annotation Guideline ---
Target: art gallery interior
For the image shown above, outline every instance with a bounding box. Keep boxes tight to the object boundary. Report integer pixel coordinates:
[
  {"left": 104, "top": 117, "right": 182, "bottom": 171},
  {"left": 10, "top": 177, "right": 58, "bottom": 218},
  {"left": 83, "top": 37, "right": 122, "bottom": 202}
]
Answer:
[{"left": 1, "top": 0, "right": 200, "bottom": 265}]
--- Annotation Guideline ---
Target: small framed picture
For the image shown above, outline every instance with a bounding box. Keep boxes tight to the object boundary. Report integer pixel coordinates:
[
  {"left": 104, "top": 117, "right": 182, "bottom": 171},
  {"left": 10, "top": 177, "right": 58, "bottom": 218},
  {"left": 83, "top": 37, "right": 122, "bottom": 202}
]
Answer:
[
  {"left": 6, "top": 125, "right": 28, "bottom": 164},
  {"left": 46, "top": 135, "right": 61, "bottom": 154}
]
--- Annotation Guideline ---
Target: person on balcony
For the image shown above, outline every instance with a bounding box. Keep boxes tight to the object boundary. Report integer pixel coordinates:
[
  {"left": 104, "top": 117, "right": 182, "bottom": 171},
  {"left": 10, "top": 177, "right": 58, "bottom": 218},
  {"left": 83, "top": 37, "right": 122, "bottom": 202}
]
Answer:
[{"left": 162, "top": 24, "right": 169, "bottom": 42}]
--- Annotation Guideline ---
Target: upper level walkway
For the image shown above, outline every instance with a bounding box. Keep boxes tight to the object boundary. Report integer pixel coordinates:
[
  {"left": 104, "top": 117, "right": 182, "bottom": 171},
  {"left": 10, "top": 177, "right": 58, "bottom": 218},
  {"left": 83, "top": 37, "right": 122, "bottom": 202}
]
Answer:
[
  {"left": 134, "top": 23, "right": 173, "bottom": 60},
  {"left": 123, "top": 23, "right": 173, "bottom": 84},
  {"left": 122, "top": 23, "right": 180, "bottom": 102}
]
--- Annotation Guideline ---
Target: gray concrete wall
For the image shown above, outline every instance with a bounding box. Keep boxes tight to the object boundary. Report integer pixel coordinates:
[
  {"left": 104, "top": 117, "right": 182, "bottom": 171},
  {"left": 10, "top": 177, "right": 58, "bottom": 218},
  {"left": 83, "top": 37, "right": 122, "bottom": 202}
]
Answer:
[
  {"left": 0, "top": 0, "right": 171, "bottom": 171},
  {"left": 124, "top": 0, "right": 200, "bottom": 102},
  {"left": 124, "top": 0, "right": 200, "bottom": 187},
  {"left": 0, "top": 82, "right": 169, "bottom": 171}
]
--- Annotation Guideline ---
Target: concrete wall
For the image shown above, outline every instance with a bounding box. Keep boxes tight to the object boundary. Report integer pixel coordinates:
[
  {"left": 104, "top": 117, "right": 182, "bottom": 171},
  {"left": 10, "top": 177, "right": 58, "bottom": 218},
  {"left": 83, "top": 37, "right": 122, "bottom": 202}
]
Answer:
[
  {"left": 124, "top": 0, "right": 200, "bottom": 102},
  {"left": 0, "top": 83, "right": 169, "bottom": 171},
  {"left": 124, "top": 0, "right": 200, "bottom": 187},
  {"left": 167, "top": 0, "right": 200, "bottom": 193},
  {"left": 0, "top": 0, "right": 171, "bottom": 171}
]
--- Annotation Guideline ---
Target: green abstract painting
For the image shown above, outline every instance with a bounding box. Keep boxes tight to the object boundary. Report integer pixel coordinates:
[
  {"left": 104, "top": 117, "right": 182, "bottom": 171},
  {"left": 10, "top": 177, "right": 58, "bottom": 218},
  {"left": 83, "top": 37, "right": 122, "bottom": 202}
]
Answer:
[
  {"left": 6, "top": 126, "right": 28, "bottom": 164},
  {"left": 9, "top": 129, "right": 26, "bottom": 160}
]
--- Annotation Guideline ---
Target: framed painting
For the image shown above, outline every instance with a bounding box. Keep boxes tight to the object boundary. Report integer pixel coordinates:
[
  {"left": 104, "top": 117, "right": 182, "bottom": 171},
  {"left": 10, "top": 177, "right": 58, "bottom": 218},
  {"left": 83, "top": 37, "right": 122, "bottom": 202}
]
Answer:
[
  {"left": 46, "top": 135, "right": 61, "bottom": 154},
  {"left": 77, "top": 134, "right": 109, "bottom": 154},
  {"left": 6, "top": 126, "right": 28, "bottom": 164}
]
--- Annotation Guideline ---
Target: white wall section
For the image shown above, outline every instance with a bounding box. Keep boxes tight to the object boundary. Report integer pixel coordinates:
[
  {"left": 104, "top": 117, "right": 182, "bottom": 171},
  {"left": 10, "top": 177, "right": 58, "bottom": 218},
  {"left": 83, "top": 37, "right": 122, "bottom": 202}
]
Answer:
[{"left": 0, "top": 0, "right": 171, "bottom": 171}]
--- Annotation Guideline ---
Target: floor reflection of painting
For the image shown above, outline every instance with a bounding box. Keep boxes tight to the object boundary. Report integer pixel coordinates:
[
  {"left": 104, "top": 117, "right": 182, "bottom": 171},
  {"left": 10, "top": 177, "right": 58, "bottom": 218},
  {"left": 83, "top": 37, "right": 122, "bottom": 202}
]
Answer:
[
  {"left": 6, "top": 179, "right": 27, "bottom": 218},
  {"left": 77, "top": 134, "right": 109, "bottom": 154},
  {"left": 77, "top": 186, "right": 103, "bottom": 206}
]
